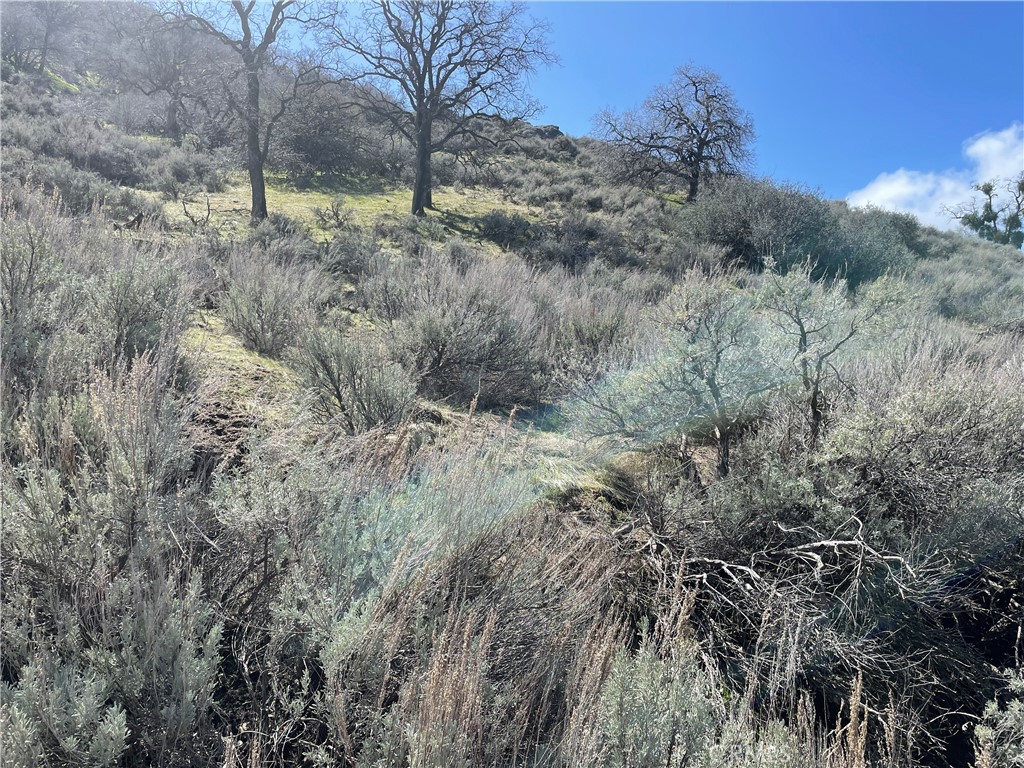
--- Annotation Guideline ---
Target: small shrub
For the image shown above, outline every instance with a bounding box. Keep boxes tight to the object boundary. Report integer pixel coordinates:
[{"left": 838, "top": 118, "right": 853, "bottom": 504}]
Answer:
[
  {"left": 251, "top": 211, "right": 310, "bottom": 243},
  {"left": 1, "top": 661, "right": 130, "bottom": 768},
  {"left": 148, "top": 148, "right": 226, "bottom": 200},
  {"left": 418, "top": 217, "right": 448, "bottom": 242},
  {"left": 313, "top": 195, "right": 356, "bottom": 231},
  {"left": 90, "top": 247, "right": 192, "bottom": 363},
  {"left": 296, "top": 327, "right": 416, "bottom": 433},
  {"left": 478, "top": 208, "right": 533, "bottom": 249},
  {"left": 381, "top": 214, "right": 430, "bottom": 257},
  {"left": 221, "top": 251, "right": 322, "bottom": 357},
  {"left": 554, "top": 287, "right": 642, "bottom": 378},
  {"left": 647, "top": 238, "right": 729, "bottom": 277},
  {"left": 583, "top": 191, "right": 604, "bottom": 211},
  {"left": 442, "top": 237, "right": 477, "bottom": 273},
  {"left": 529, "top": 211, "right": 635, "bottom": 271},
  {"left": 973, "top": 670, "right": 1024, "bottom": 768},
  {"left": 321, "top": 228, "right": 382, "bottom": 278},
  {"left": 1, "top": 214, "right": 65, "bottom": 402},
  {"left": 363, "top": 253, "right": 545, "bottom": 407},
  {"left": 598, "top": 644, "right": 722, "bottom": 767}
]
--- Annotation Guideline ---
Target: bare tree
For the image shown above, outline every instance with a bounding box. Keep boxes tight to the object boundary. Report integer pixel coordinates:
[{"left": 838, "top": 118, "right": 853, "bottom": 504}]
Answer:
[
  {"left": 323, "top": 0, "right": 553, "bottom": 217},
  {"left": 598, "top": 65, "right": 754, "bottom": 202},
  {"left": 0, "top": 1, "right": 79, "bottom": 74},
  {"left": 0, "top": 6, "right": 36, "bottom": 72},
  {"left": 758, "top": 260, "right": 905, "bottom": 448},
  {"left": 173, "top": 1, "right": 322, "bottom": 221},
  {"left": 573, "top": 270, "right": 776, "bottom": 478},
  {"left": 94, "top": 5, "right": 224, "bottom": 146}
]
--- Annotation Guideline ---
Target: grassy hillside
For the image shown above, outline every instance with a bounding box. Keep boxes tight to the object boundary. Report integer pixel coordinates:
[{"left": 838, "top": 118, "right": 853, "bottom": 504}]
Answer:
[{"left": 2, "top": 62, "right": 1023, "bottom": 768}]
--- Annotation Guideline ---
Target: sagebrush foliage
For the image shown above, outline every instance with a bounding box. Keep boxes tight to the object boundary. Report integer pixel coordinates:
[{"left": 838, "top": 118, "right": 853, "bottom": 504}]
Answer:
[{"left": 2, "top": 48, "right": 1022, "bottom": 768}]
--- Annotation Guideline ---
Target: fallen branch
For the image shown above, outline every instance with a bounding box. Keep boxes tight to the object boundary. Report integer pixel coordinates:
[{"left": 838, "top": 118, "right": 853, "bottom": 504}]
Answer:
[
  {"left": 113, "top": 212, "right": 143, "bottom": 231},
  {"left": 183, "top": 195, "right": 212, "bottom": 228}
]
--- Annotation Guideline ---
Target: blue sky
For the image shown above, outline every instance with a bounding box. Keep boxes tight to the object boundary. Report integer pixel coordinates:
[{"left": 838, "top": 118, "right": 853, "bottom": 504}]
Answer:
[{"left": 526, "top": 2, "right": 1024, "bottom": 227}]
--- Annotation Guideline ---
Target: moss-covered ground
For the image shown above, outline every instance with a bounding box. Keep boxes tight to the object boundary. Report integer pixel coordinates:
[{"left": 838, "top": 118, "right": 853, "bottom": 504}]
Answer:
[
  {"left": 183, "top": 311, "right": 301, "bottom": 428},
  {"left": 160, "top": 173, "right": 545, "bottom": 245}
]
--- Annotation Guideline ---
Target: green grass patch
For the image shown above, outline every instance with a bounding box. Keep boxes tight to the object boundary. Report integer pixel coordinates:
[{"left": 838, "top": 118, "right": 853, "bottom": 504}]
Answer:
[
  {"left": 46, "top": 70, "right": 80, "bottom": 93},
  {"left": 184, "top": 311, "right": 300, "bottom": 418},
  {"left": 162, "top": 174, "right": 547, "bottom": 249}
]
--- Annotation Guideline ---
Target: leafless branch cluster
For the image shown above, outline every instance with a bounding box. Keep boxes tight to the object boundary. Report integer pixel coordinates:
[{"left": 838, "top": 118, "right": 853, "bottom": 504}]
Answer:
[
  {"left": 322, "top": 0, "right": 554, "bottom": 214},
  {"left": 598, "top": 64, "right": 754, "bottom": 201}
]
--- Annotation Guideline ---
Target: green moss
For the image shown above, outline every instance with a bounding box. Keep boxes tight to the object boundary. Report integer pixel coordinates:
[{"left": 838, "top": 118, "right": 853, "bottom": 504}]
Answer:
[
  {"left": 162, "top": 175, "right": 546, "bottom": 249},
  {"left": 183, "top": 311, "right": 301, "bottom": 427},
  {"left": 46, "top": 70, "right": 80, "bottom": 93}
]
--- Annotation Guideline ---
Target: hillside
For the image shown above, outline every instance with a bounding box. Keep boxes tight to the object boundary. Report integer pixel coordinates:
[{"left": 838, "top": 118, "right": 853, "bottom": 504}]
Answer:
[{"left": 2, "top": 14, "right": 1024, "bottom": 768}]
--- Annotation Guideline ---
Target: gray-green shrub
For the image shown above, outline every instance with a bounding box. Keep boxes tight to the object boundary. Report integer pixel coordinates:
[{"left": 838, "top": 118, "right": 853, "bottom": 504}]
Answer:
[
  {"left": 221, "top": 250, "right": 322, "bottom": 357},
  {"left": 296, "top": 327, "right": 416, "bottom": 433},
  {"left": 1, "top": 190, "right": 192, "bottom": 450},
  {"left": 973, "top": 670, "right": 1024, "bottom": 768},
  {"left": 363, "top": 252, "right": 546, "bottom": 407},
  {"left": 678, "top": 177, "right": 917, "bottom": 286},
  {"left": 478, "top": 208, "right": 534, "bottom": 249}
]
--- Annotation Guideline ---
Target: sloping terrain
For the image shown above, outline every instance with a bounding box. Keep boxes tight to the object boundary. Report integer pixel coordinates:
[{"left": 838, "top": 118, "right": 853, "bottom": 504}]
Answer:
[{"left": 2, "top": 58, "right": 1023, "bottom": 768}]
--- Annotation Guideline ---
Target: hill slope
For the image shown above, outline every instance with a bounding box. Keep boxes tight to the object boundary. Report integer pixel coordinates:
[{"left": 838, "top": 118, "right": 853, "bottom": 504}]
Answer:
[{"left": 2, "top": 60, "right": 1023, "bottom": 768}]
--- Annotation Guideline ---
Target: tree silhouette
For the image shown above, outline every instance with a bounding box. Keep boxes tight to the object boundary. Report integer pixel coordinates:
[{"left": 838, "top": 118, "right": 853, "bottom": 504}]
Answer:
[
  {"left": 324, "top": 0, "right": 552, "bottom": 217},
  {"left": 951, "top": 175, "right": 1024, "bottom": 249},
  {"left": 599, "top": 65, "right": 754, "bottom": 202}
]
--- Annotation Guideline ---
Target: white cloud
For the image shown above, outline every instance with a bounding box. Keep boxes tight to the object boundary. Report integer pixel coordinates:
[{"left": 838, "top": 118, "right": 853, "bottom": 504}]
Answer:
[
  {"left": 846, "top": 123, "right": 1024, "bottom": 230},
  {"left": 965, "top": 123, "right": 1024, "bottom": 182}
]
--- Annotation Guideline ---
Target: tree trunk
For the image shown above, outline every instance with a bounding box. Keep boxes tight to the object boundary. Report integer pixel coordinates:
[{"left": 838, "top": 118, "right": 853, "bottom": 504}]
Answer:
[
  {"left": 424, "top": 160, "right": 433, "bottom": 210},
  {"left": 715, "top": 426, "right": 730, "bottom": 478},
  {"left": 685, "top": 172, "right": 700, "bottom": 203},
  {"left": 38, "top": 26, "right": 51, "bottom": 73},
  {"left": 808, "top": 384, "right": 823, "bottom": 449},
  {"left": 245, "top": 68, "right": 268, "bottom": 222},
  {"left": 166, "top": 92, "right": 182, "bottom": 147},
  {"left": 411, "top": 117, "right": 432, "bottom": 217}
]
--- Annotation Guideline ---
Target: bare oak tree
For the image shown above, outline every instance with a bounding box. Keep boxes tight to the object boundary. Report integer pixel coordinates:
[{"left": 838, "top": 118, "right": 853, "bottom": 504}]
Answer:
[
  {"left": 0, "top": 1, "right": 79, "bottom": 74},
  {"left": 97, "top": 5, "right": 224, "bottom": 146},
  {"left": 324, "top": 0, "right": 552, "bottom": 217},
  {"left": 173, "top": 1, "right": 321, "bottom": 221},
  {"left": 598, "top": 65, "right": 754, "bottom": 202}
]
